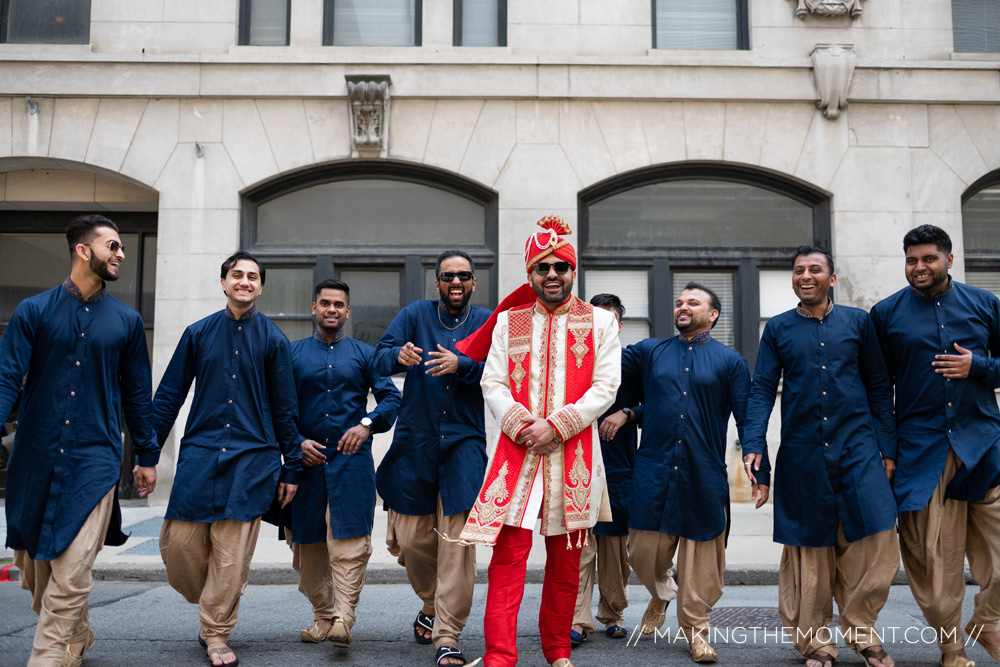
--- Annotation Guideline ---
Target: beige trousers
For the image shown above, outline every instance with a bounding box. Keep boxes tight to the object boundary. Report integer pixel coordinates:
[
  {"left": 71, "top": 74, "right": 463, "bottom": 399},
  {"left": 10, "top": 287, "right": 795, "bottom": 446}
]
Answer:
[
  {"left": 628, "top": 529, "right": 724, "bottom": 642},
  {"left": 779, "top": 524, "right": 899, "bottom": 659},
  {"left": 159, "top": 517, "right": 261, "bottom": 642},
  {"left": 573, "top": 532, "right": 630, "bottom": 632},
  {"left": 899, "top": 448, "right": 1000, "bottom": 652},
  {"left": 286, "top": 509, "right": 373, "bottom": 629},
  {"left": 386, "top": 494, "right": 475, "bottom": 648},
  {"left": 16, "top": 486, "right": 116, "bottom": 667}
]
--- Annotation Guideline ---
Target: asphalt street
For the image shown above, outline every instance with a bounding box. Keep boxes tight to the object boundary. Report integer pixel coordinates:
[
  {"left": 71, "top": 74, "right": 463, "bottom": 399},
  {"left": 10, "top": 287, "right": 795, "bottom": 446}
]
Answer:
[{"left": 0, "top": 582, "right": 987, "bottom": 667}]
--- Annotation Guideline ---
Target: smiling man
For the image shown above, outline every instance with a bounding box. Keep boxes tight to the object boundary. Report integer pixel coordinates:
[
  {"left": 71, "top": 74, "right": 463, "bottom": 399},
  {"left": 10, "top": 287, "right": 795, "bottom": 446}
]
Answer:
[
  {"left": 743, "top": 246, "right": 899, "bottom": 667},
  {"left": 619, "top": 282, "right": 750, "bottom": 663},
  {"left": 871, "top": 225, "right": 1000, "bottom": 667},
  {"left": 1, "top": 214, "right": 157, "bottom": 666},
  {"left": 152, "top": 250, "right": 302, "bottom": 667},
  {"left": 283, "top": 279, "right": 400, "bottom": 649},
  {"left": 373, "top": 250, "right": 491, "bottom": 667}
]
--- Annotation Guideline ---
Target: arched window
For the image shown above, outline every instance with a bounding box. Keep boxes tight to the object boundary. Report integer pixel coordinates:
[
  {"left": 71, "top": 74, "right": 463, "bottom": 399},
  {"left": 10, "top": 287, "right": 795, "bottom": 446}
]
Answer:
[
  {"left": 579, "top": 164, "right": 830, "bottom": 364},
  {"left": 962, "top": 172, "right": 1000, "bottom": 297},
  {"left": 242, "top": 161, "right": 498, "bottom": 344}
]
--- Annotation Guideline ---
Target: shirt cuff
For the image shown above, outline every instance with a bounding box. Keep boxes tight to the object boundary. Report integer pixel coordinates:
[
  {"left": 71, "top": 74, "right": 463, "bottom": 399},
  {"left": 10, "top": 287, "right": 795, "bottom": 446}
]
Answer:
[
  {"left": 547, "top": 406, "right": 586, "bottom": 443},
  {"left": 279, "top": 467, "right": 300, "bottom": 485},
  {"left": 135, "top": 451, "right": 160, "bottom": 467},
  {"left": 500, "top": 403, "right": 532, "bottom": 441}
]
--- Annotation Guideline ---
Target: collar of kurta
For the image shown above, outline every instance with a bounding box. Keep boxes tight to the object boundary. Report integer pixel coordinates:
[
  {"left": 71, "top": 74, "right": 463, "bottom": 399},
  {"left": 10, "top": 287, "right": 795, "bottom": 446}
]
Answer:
[
  {"left": 314, "top": 327, "right": 346, "bottom": 345},
  {"left": 225, "top": 303, "right": 258, "bottom": 321},
  {"left": 911, "top": 276, "right": 954, "bottom": 301},
  {"left": 678, "top": 331, "right": 712, "bottom": 344},
  {"left": 438, "top": 298, "right": 471, "bottom": 319},
  {"left": 62, "top": 276, "right": 107, "bottom": 304},
  {"left": 533, "top": 295, "right": 573, "bottom": 317},
  {"left": 796, "top": 298, "right": 834, "bottom": 320}
]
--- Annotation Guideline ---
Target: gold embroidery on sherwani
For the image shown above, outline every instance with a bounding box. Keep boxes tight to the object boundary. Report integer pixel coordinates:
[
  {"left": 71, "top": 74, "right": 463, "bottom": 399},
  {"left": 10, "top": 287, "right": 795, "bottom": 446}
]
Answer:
[
  {"left": 568, "top": 441, "right": 590, "bottom": 512},
  {"left": 568, "top": 312, "right": 592, "bottom": 369},
  {"left": 477, "top": 461, "right": 510, "bottom": 527},
  {"left": 508, "top": 308, "right": 532, "bottom": 394}
]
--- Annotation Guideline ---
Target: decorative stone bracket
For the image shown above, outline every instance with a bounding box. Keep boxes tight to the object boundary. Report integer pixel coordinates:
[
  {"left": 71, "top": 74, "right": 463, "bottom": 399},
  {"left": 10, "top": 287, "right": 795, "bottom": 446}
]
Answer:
[
  {"left": 811, "top": 44, "right": 856, "bottom": 120},
  {"left": 345, "top": 75, "right": 391, "bottom": 157},
  {"left": 791, "top": 0, "right": 864, "bottom": 19}
]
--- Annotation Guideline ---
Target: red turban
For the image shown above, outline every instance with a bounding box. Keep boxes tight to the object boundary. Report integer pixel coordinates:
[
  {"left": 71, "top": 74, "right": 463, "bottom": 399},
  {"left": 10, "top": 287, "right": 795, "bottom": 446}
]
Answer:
[{"left": 457, "top": 216, "right": 577, "bottom": 362}]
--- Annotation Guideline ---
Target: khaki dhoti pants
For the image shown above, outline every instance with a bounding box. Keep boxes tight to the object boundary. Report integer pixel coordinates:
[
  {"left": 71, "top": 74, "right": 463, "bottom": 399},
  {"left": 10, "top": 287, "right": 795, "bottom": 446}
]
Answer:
[
  {"left": 159, "top": 517, "right": 261, "bottom": 642},
  {"left": 628, "top": 529, "right": 724, "bottom": 642},
  {"left": 899, "top": 448, "right": 1000, "bottom": 653},
  {"left": 573, "top": 532, "right": 630, "bottom": 632},
  {"left": 779, "top": 525, "right": 899, "bottom": 659},
  {"left": 386, "top": 494, "right": 475, "bottom": 648},
  {"left": 286, "top": 508, "right": 373, "bottom": 629},
  {"left": 16, "top": 486, "right": 116, "bottom": 667}
]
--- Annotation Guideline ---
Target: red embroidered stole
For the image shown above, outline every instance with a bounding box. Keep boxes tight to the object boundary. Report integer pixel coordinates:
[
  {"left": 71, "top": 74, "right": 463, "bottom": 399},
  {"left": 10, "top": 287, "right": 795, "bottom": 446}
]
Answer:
[{"left": 461, "top": 297, "right": 596, "bottom": 545}]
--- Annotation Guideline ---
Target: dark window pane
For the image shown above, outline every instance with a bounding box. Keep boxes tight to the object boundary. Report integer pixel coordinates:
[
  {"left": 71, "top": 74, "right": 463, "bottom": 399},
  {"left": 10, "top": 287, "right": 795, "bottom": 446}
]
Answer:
[
  {"left": 424, "top": 267, "right": 492, "bottom": 309},
  {"left": 953, "top": 0, "right": 1000, "bottom": 53},
  {"left": 586, "top": 180, "right": 812, "bottom": 251},
  {"left": 654, "top": 0, "right": 737, "bottom": 50},
  {"left": 963, "top": 185, "right": 1000, "bottom": 253},
  {"left": 5, "top": 0, "right": 91, "bottom": 44},
  {"left": 460, "top": 0, "right": 500, "bottom": 46},
  {"left": 331, "top": 0, "right": 416, "bottom": 46},
  {"left": 246, "top": 0, "right": 289, "bottom": 46},
  {"left": 256, "top": 179, "right": 486, "bottom": 249},
  {"left": 673, "top": 271, "right": 735, "bottom": 348},
  {"left": 339, "top": 270, "right": 401, "bottom": 346},
  {"left": 255, "top": 267, "right": 314, "bottom": 340},
  {"left": 0, "top": 234, "right": 66, "bottom": 323}
]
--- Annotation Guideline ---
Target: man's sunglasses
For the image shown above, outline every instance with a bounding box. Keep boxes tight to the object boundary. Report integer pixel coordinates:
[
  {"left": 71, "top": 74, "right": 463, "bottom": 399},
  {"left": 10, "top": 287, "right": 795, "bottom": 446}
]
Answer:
[
  {"left": 438, "top": 271, "right": 474, "bottom": 282},
  {"left": 90, "top": 240, "right": 126, "bottom": 254},
  {"left": 533, "top": 262, "right": 571, "bottom": 275}
]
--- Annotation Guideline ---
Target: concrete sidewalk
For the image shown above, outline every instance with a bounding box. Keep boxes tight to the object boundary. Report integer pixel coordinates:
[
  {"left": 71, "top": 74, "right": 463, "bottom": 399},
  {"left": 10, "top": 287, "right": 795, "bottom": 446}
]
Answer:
[{"left": 1, "top": 500, "right": 785, "bottom": 584}]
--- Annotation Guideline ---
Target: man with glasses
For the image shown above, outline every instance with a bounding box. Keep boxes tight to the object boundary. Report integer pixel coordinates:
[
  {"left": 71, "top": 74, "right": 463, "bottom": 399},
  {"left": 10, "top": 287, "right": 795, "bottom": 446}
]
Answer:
[
  {"left": 283, "top": 279, "right": 400, "bottom": 649},
  {"left": 620, "top": 282, "right": 750, "bottom": 663},
  {"left": 456, "top": 216, "right": 620, "bottom": 667},
  {"left": 374, "top": 250, "right": 491, "bottom": 666},
  {"left": 1, "top": 214, "right": 158, "bottom": 666},
  {"left": 871, "top": 225, "right": 1000, "bottom": 667},
  {"left": 152, "top": 250, "right": 302, "bottom": 667},
  {"left": 743, "top": 247, "right": 899, "bottom": 667}
]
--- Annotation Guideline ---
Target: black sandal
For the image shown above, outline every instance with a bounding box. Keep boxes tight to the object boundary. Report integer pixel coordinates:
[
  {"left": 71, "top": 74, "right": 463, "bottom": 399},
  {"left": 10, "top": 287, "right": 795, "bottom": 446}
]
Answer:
[
  {"left": 413, "top": 611, "right": 434, "bottom": 645},
  {"left": 435, "top": 645, "right": 466, "bottom": 666}
]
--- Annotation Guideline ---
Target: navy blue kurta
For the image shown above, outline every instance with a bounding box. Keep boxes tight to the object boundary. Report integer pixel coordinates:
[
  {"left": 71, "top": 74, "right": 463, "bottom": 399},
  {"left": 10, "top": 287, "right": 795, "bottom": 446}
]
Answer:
[
  {"left": 152, "top": 306, "right": 302, "bottom": 522},
  {"left": 593, "top": 382, "right": 640, "bottom": 537},
  {"left": 622, "top": 336, "right": 750, "bottom": 542},
  {"left": 373, "top": 300, "right": 490, "bottom": 516},
  {"left": 287, "top": 332, "right": 400, "bottom": 542},
  {"left": 743, "top": 305, "right": 898, "bottom": 547},
  {"left": 1, "top": 280, "right": 157, "bottom": 560},
  {"left": 871, "top": 280, "right": 1000, "bottom": 511}
]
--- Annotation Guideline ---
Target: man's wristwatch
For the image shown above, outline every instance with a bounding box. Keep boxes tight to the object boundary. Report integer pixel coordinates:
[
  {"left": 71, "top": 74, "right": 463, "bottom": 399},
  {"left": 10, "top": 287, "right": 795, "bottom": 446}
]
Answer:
[
  {"left": 622, "top": 407, "right": 634, "bottom": 422},
  {"left": 360, "top": 417, "right": 373, "bottom": 429}
]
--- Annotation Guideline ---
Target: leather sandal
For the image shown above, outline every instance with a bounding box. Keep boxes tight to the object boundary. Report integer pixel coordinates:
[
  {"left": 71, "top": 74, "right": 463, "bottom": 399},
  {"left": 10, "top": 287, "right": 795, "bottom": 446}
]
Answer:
[
  {"left": 329, "top": 618, "right": 352, "bottom": 648},
  {"left": 640, "top": 599, "right": 668, "bottom": 635},
  {"left": 805, "top": 651, "right": 835, "bottom": 667},
  {"left": 967, "top": 621, "right": 1000, "bottom": 663},
  {"left": 206, "top": 643, "right": 239, "bottom": 667},
  {"left": 60, "top": 631, "right": 95, "bottom": 667},
  {"left": 300, "top": 620, "right": 334, "bottom": 643},
  {"left": 690, "top": 639, "right": 718, "bottom": 663},
  {"left": 854, "top": 645, "right": 892, "bottom": 667}
]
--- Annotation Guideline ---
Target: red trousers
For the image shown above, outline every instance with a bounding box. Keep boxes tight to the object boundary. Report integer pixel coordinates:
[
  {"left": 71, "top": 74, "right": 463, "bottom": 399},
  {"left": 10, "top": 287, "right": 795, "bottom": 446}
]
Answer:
[{"left": 484, "top": 525, "right": 584, "bottom": 667}]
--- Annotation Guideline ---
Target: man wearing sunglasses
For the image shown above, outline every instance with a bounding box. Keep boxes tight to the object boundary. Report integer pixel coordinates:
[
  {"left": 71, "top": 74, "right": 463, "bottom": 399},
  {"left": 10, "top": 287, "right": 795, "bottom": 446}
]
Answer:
[
  {"left": 456, "top": 216, "right": 621, "bottom": 667},
  {"left": 1, "top": 214, "right": 158, "bottom": 666},
  {"left": 373, "top": 250, "right": 491, "bottom": 666}
]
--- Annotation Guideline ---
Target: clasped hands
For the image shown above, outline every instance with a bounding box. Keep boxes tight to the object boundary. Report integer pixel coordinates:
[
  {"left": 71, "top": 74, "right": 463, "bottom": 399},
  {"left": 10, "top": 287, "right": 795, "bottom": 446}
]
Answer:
[
  {"left": 397, "top": 341, "right": 458, "bottom": 376},
  {"left": 516, "top": 414, "right": 560, "bottom": 455}
]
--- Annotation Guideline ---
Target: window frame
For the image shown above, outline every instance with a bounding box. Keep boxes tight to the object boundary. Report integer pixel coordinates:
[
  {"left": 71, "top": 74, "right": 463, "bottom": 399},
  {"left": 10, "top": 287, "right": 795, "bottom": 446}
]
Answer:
[
  {"left": 962, "top": 170, "right": 1000, "bottom": 273},
  {"left": 323, "top": 0, "right": 423, "bottom": 46},
  {"left": 0, "top": 0, "right": 92, "bottom": 45},
  {"left": 650, "top": 0, "right": 750, "bottom": 51},
  {"left": 579, "top": 163, "right": 830, "bottom": 364},
  {"left": 453, "top": 0, "right": 506, "bottom": 47},
  {"left": 238, "top": 0, "right": 291, "bottom": 46}
]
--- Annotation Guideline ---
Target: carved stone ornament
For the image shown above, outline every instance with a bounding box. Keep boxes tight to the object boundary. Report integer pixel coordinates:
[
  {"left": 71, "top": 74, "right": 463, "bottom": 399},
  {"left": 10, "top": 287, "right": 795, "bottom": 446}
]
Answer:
[
  {"left": 792, "top": 0, "right": 864, "bottom": 19},
  {"left": 810, "top": 44, "right": 856, "bottom": 120},
  {"left": 345, "top": 75, "right": 391, "bottom": 156}
]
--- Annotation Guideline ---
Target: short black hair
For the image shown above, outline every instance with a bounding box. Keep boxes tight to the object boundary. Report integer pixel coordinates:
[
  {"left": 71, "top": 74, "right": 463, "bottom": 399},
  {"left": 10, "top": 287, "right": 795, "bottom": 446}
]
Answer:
[
  {"left": 436, "top": 250, "right": 475, "bottom": 276},
  {"left": 314, "top": 278, "right": 350, "bottom": 303},
  {"left": 589, "top": 293, "right": 625, "bottom": 320},
  {"left": 793, "top": 246, "right": 835, "bottom": 274},
  {"left": 903, "top": 224, "right": 952, "bottom": 254},
  {"left": 66, "top": 214, "right": 119, "bottom": 255},
  {"left": 221, "top": 250, "right": 266, "bottom": 285},
  {"left": 682, "top": 281, "right": 721, "bottom": 330}
]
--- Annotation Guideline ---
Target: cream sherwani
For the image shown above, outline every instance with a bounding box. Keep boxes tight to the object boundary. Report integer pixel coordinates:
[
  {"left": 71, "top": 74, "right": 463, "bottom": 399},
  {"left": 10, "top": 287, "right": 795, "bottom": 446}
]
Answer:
[{"left": 480, "top": 301, "right": 619, "bottom": 534}]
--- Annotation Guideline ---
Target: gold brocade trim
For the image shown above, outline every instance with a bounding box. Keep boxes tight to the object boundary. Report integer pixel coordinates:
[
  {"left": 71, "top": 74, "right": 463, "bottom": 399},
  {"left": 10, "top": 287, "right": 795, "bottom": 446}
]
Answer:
[
  {"left": 540, "top": 453, "right": 554, "bottom": 534},
  {"left": 474, "top": 461, "right": 510, "bottom": 528},
  {"left": 549, "top": 406, "right": 585, "bottom": 441},
  {"left": 567, "top": 440, "right": 591, "bottom": 513},
  {"left": 507, "top": 308, "right": 532, "bottom": 394},
  {"left": 567, "top": 315, "right": 592, "bottom": 369},
  {"left": 508, "top": 453, "right": 538, "bottom": 526},
  {"left": 545, "top": 313, "right": 559, "bottom": 417}
]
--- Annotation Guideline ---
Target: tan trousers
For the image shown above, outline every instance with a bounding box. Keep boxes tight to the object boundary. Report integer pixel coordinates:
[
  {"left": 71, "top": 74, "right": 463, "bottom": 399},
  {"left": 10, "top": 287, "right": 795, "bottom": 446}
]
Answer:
[
  {"left": 16, "top": 486, "right": 115, "bottom": 667},
  {"left": 286, "top": 511, "right": 373, "bottom": 629},
  {"left": 159, "top": 517, "right": 261, "bottom": 642},
  {"left": 573, "top": 532, "right": 630, "bottom": 632},
  {"left": 386, "top": 494, "right": 475, "bottom": 648},
  {"left": 899, "top": 448, "right": 1000, "bottom": 652},
  {"left": 628, "top": 529, "right": 724, "bottom": 642},
  {"left": 779, "top": 525, "right": 899, "bottom": 659}
]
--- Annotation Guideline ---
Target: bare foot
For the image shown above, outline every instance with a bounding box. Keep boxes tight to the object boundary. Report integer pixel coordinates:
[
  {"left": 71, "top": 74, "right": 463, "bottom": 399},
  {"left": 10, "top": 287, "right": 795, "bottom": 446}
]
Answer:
[{"left": 206, "top": 641, "right": 238, "bottom": 666}]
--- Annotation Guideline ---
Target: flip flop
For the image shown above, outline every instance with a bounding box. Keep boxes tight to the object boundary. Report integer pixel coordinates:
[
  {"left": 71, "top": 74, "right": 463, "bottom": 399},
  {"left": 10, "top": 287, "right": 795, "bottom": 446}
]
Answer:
[
  {"left": 413, "top": 611, "right": 434, "bottom": 645},
  {"left": 206, "top": 644, "right": 239, "bottom": 667}
]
